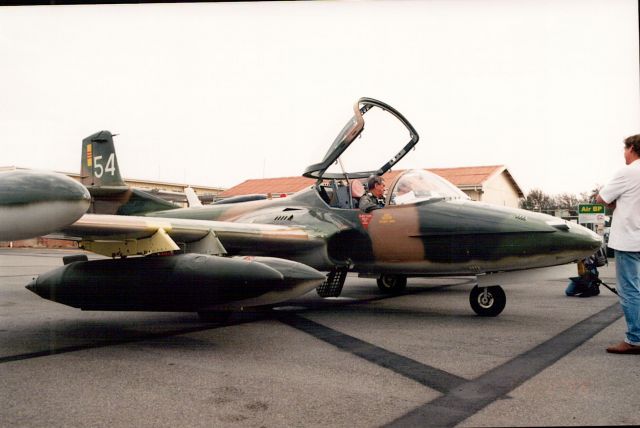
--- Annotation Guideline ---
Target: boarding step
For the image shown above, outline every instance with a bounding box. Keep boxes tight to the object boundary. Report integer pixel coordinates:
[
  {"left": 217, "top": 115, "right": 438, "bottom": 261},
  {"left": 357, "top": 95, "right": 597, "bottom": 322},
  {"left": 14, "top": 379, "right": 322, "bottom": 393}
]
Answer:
[{"left": 316, "top": 268, "right": 348, "bottom": 297}]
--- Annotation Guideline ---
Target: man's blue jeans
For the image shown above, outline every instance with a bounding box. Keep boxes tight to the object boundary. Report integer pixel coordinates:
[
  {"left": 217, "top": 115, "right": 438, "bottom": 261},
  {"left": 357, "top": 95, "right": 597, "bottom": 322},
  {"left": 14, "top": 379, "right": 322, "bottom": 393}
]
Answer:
[{"left": 615, "top": 250, "right": 640, "bottom": 345}]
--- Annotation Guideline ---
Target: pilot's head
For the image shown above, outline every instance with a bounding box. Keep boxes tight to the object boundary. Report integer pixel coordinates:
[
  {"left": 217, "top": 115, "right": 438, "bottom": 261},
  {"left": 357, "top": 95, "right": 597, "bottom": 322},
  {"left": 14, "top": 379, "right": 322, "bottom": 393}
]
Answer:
[
  {"left": 396, "top": 181, "right": 411, "bottom": 196},
  {"left": 367, "top": 175, "right": 385, "bottom": 197}
]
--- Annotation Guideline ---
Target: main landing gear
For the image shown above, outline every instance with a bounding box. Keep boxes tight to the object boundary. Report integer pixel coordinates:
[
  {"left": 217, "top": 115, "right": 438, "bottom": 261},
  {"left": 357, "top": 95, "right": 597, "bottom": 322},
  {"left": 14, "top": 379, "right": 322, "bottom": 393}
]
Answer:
[
  {"left": 318, "top": 270, "right": 506, "bottom": 317},
  {"left": 469, "top": 285, "right": 506, "bottom": 317},
  {"left": 376, "top": 274, "right": 407, "bottom": 294}
]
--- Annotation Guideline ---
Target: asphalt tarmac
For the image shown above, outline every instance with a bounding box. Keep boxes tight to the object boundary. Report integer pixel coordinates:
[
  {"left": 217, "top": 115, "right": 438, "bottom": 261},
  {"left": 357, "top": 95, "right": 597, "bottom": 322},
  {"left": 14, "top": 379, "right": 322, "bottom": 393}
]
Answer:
[{"left": 0, "top": 248, "right": 637, "bottom": 427}]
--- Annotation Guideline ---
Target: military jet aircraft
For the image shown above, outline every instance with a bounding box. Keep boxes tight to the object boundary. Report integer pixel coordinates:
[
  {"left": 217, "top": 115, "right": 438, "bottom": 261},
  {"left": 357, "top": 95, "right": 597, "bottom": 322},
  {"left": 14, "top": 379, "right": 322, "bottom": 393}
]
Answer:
[
  {"left": 28, "top": 97, "right": 602, "bottom": 317},
  {"left": 0, "top": 169, "right": 90, "bottom": 241}
]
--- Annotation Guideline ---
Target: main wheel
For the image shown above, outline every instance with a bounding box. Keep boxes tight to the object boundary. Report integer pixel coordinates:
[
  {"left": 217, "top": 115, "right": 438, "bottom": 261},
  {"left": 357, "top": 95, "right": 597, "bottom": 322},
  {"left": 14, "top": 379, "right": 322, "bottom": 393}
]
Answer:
[
  {"left": 469, "top": 285, "right": 506, "bottom": 317},
  {"left": 377, "top": 274, "right": 407, "bottom": 293}
]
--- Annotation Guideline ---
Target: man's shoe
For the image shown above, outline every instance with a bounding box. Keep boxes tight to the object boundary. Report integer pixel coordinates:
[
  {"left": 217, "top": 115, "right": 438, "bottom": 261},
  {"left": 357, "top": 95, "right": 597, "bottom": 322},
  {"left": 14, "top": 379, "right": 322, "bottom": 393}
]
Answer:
[{"left": 606, "top": 341, "right": 640, "bottom": 354}]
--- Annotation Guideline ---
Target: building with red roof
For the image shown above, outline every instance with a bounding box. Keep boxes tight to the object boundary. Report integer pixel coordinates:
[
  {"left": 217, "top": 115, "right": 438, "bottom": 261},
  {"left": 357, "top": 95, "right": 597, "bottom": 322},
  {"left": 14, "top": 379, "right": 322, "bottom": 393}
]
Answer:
[{"left": 220, "top": 165, "right": 524, "bottom": 208}]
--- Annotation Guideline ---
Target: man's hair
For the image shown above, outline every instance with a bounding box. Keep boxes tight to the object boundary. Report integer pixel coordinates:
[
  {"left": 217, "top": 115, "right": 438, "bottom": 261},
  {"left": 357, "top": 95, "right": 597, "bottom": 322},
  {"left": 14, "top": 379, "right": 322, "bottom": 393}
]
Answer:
[
  {"left": 367, "top": 175, "right": 384, "bottom": 190},
  {"left": 624, "top": 134, "right": 640, "bottom": 156}
]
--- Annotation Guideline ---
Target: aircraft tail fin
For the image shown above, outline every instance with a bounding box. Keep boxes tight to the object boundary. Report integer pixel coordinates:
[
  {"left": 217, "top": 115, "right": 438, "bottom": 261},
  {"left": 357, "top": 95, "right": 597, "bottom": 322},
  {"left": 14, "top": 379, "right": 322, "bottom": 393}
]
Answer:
[
  {"left": 81, "top": 131, "right": 127, "bottom": 190},
  {"left": 79, "top": 131, "right": 179, "bottom": 215}
]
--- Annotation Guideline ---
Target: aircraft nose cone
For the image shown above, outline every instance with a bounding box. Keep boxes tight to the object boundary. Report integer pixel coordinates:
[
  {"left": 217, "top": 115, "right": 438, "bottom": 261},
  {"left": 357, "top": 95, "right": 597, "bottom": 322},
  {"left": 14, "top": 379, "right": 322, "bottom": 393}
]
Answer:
[
  {"left": 571, "top": 222, "right": 602, "bottom": 248},
  {"left": 25, "top": 268, "right": 59, "bottom": 300},
  {"left": 25, "top": 277, "right": 38, "bottom": 294},
  {"left": 548, "top": 220, "right": 603, "bottom": 262}
]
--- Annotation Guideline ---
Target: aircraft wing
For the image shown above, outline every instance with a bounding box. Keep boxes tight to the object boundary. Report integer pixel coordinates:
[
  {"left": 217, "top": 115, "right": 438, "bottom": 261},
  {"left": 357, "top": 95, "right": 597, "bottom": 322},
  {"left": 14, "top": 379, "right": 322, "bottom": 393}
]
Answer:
[{"left": 51, "top": 214, "right": 328, "bottom": 263}]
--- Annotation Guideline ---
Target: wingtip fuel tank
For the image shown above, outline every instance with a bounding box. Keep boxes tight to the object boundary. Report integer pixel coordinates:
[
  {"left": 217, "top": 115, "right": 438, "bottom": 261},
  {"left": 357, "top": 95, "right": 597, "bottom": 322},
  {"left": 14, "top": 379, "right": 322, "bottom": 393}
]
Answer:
[
  {"left": 0, "top": 170, "right": 90, "bottom": 241},
  {"left": 26, "top": 254, "right": 325, "bottom": 311}
]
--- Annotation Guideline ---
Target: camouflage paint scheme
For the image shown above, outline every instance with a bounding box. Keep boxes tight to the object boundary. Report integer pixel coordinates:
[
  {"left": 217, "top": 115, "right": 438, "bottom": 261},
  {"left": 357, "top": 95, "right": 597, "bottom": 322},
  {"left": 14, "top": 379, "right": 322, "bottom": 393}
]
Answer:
[
  {"left": 79, "top": 131, "right": 177, "bottom": 216},
  {"left": 146, "top": 182, "right": 600, "bottom": 277},
  {"left": 139, "top": 98, "right": 600, "bottom": 278},
  {"left": 0, "top": 169, "right": 90, "bottom": 241},
  {"left": 37, "top": 98, "right": 601, "bottom": 316}
]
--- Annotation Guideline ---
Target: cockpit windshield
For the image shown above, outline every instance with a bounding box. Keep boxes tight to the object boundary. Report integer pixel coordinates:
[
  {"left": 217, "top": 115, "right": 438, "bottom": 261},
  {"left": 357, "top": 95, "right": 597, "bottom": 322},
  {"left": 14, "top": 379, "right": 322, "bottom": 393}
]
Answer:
[{"left": 389, "top": 169, "right": 469, "bottom": 205}]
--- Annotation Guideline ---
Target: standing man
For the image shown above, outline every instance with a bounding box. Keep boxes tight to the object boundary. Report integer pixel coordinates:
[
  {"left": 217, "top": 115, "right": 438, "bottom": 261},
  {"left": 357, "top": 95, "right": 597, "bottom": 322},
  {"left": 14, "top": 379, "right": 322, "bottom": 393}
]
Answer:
[
  {"left": 596, "top": 134, "right": 640, "bottom": 354},
  {"left": 360, "top": 175, "right": 386, "bottom": 213}
]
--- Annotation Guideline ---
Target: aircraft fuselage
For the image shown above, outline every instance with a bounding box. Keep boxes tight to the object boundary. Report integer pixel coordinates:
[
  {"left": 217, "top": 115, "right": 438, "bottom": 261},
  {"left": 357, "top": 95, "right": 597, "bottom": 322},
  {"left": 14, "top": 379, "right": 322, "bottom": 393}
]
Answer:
[{"left": 146, "top": 186, "right": 602, "bottom": 276}]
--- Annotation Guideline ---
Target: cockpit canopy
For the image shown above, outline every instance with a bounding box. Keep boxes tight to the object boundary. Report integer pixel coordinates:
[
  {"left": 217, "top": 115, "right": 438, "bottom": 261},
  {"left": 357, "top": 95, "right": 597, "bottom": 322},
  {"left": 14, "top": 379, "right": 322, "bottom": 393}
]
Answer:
[
  {"left": 388, "top": 169, "right": 469, "bottom": 205},
  {"left": 303, "top": 98, "right": 468, "bottom": 209},
  {"left": 303, "top": 97, "right": 419, "bottom": 181}
]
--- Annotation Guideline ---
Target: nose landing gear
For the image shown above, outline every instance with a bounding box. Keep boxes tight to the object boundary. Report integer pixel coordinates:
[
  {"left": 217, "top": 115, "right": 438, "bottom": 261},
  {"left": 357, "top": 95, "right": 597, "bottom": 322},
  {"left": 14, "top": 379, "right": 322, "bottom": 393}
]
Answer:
[{"left": 469, "top": 285, "right": 506, "bottom": 317}]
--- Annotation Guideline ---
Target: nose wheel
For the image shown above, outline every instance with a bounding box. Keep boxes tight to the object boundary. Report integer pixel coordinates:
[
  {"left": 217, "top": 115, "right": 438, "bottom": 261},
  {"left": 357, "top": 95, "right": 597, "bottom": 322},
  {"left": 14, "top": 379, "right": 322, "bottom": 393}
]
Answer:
[{"left": 469, "top": 285, "right": 506, "bottom": 317}]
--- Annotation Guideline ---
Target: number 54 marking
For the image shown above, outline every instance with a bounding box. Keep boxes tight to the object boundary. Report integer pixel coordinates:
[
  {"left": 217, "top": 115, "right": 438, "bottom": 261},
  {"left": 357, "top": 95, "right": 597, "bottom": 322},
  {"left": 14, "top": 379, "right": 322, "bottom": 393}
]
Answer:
[{"left": 93, "top": 153, "right": 116, "bottom": 177}]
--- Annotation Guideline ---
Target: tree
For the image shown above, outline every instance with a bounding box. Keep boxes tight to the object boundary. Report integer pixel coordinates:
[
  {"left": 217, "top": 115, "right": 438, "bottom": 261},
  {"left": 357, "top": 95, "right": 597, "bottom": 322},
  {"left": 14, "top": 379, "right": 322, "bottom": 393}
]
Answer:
[
  {"left": 519, "top": 188, "right": 595, "bottom": 215},
  {"left": 555, "top": 193, "right": 580, "bottom": 210},
  {"left": 519, "top": 188, "right": 554, "bottom": 213}
]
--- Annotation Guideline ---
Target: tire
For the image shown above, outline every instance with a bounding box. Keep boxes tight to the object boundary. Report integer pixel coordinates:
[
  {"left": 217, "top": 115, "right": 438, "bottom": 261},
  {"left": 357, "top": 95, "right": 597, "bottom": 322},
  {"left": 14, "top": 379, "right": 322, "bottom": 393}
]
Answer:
[
  {"left": 377, "top": 274, "right": 407, "bottom": 293},
  {"left": 469, "top": 285, "right": 506, "bottom": 317}
]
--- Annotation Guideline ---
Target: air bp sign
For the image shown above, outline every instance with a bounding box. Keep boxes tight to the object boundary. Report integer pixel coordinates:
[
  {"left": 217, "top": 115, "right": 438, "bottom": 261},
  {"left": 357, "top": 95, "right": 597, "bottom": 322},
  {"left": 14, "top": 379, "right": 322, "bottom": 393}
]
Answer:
[{"left": 578, "top": 204, "right": 605, "bottom": 225}]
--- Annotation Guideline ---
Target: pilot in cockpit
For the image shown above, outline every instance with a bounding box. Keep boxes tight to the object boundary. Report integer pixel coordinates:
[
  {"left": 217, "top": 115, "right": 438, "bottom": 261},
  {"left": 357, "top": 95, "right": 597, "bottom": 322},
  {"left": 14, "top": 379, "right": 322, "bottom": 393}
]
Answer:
[
  {"left": 391, "top": 177, "right": 418, "bottom": 205},
  {"left": 359, "top": 175, "right": 386, "bottom": 213}
]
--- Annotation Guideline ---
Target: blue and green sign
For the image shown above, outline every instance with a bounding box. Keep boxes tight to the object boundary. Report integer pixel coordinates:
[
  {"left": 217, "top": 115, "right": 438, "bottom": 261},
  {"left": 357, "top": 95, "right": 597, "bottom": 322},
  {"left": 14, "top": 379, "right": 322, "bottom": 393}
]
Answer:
[{"left": 578, "top": 204, "right": 605, "bottom": 224}]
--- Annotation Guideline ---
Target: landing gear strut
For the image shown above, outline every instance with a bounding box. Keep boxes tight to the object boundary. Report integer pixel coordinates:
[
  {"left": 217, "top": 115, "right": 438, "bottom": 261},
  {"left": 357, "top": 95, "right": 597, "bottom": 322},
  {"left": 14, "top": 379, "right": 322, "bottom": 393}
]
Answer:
[
  {"left": 376, "top": 274, "right": 407, "bottom": 294},
  {"left": 469, "top": 285, "right": 506, "bottom": 317}
]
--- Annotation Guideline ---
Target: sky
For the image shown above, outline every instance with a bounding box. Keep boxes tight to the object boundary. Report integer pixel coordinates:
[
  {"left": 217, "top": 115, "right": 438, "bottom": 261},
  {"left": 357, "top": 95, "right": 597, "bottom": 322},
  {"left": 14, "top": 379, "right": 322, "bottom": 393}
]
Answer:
[{"left": 1, "top": 0, "right": 638, "bottom": 196}]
